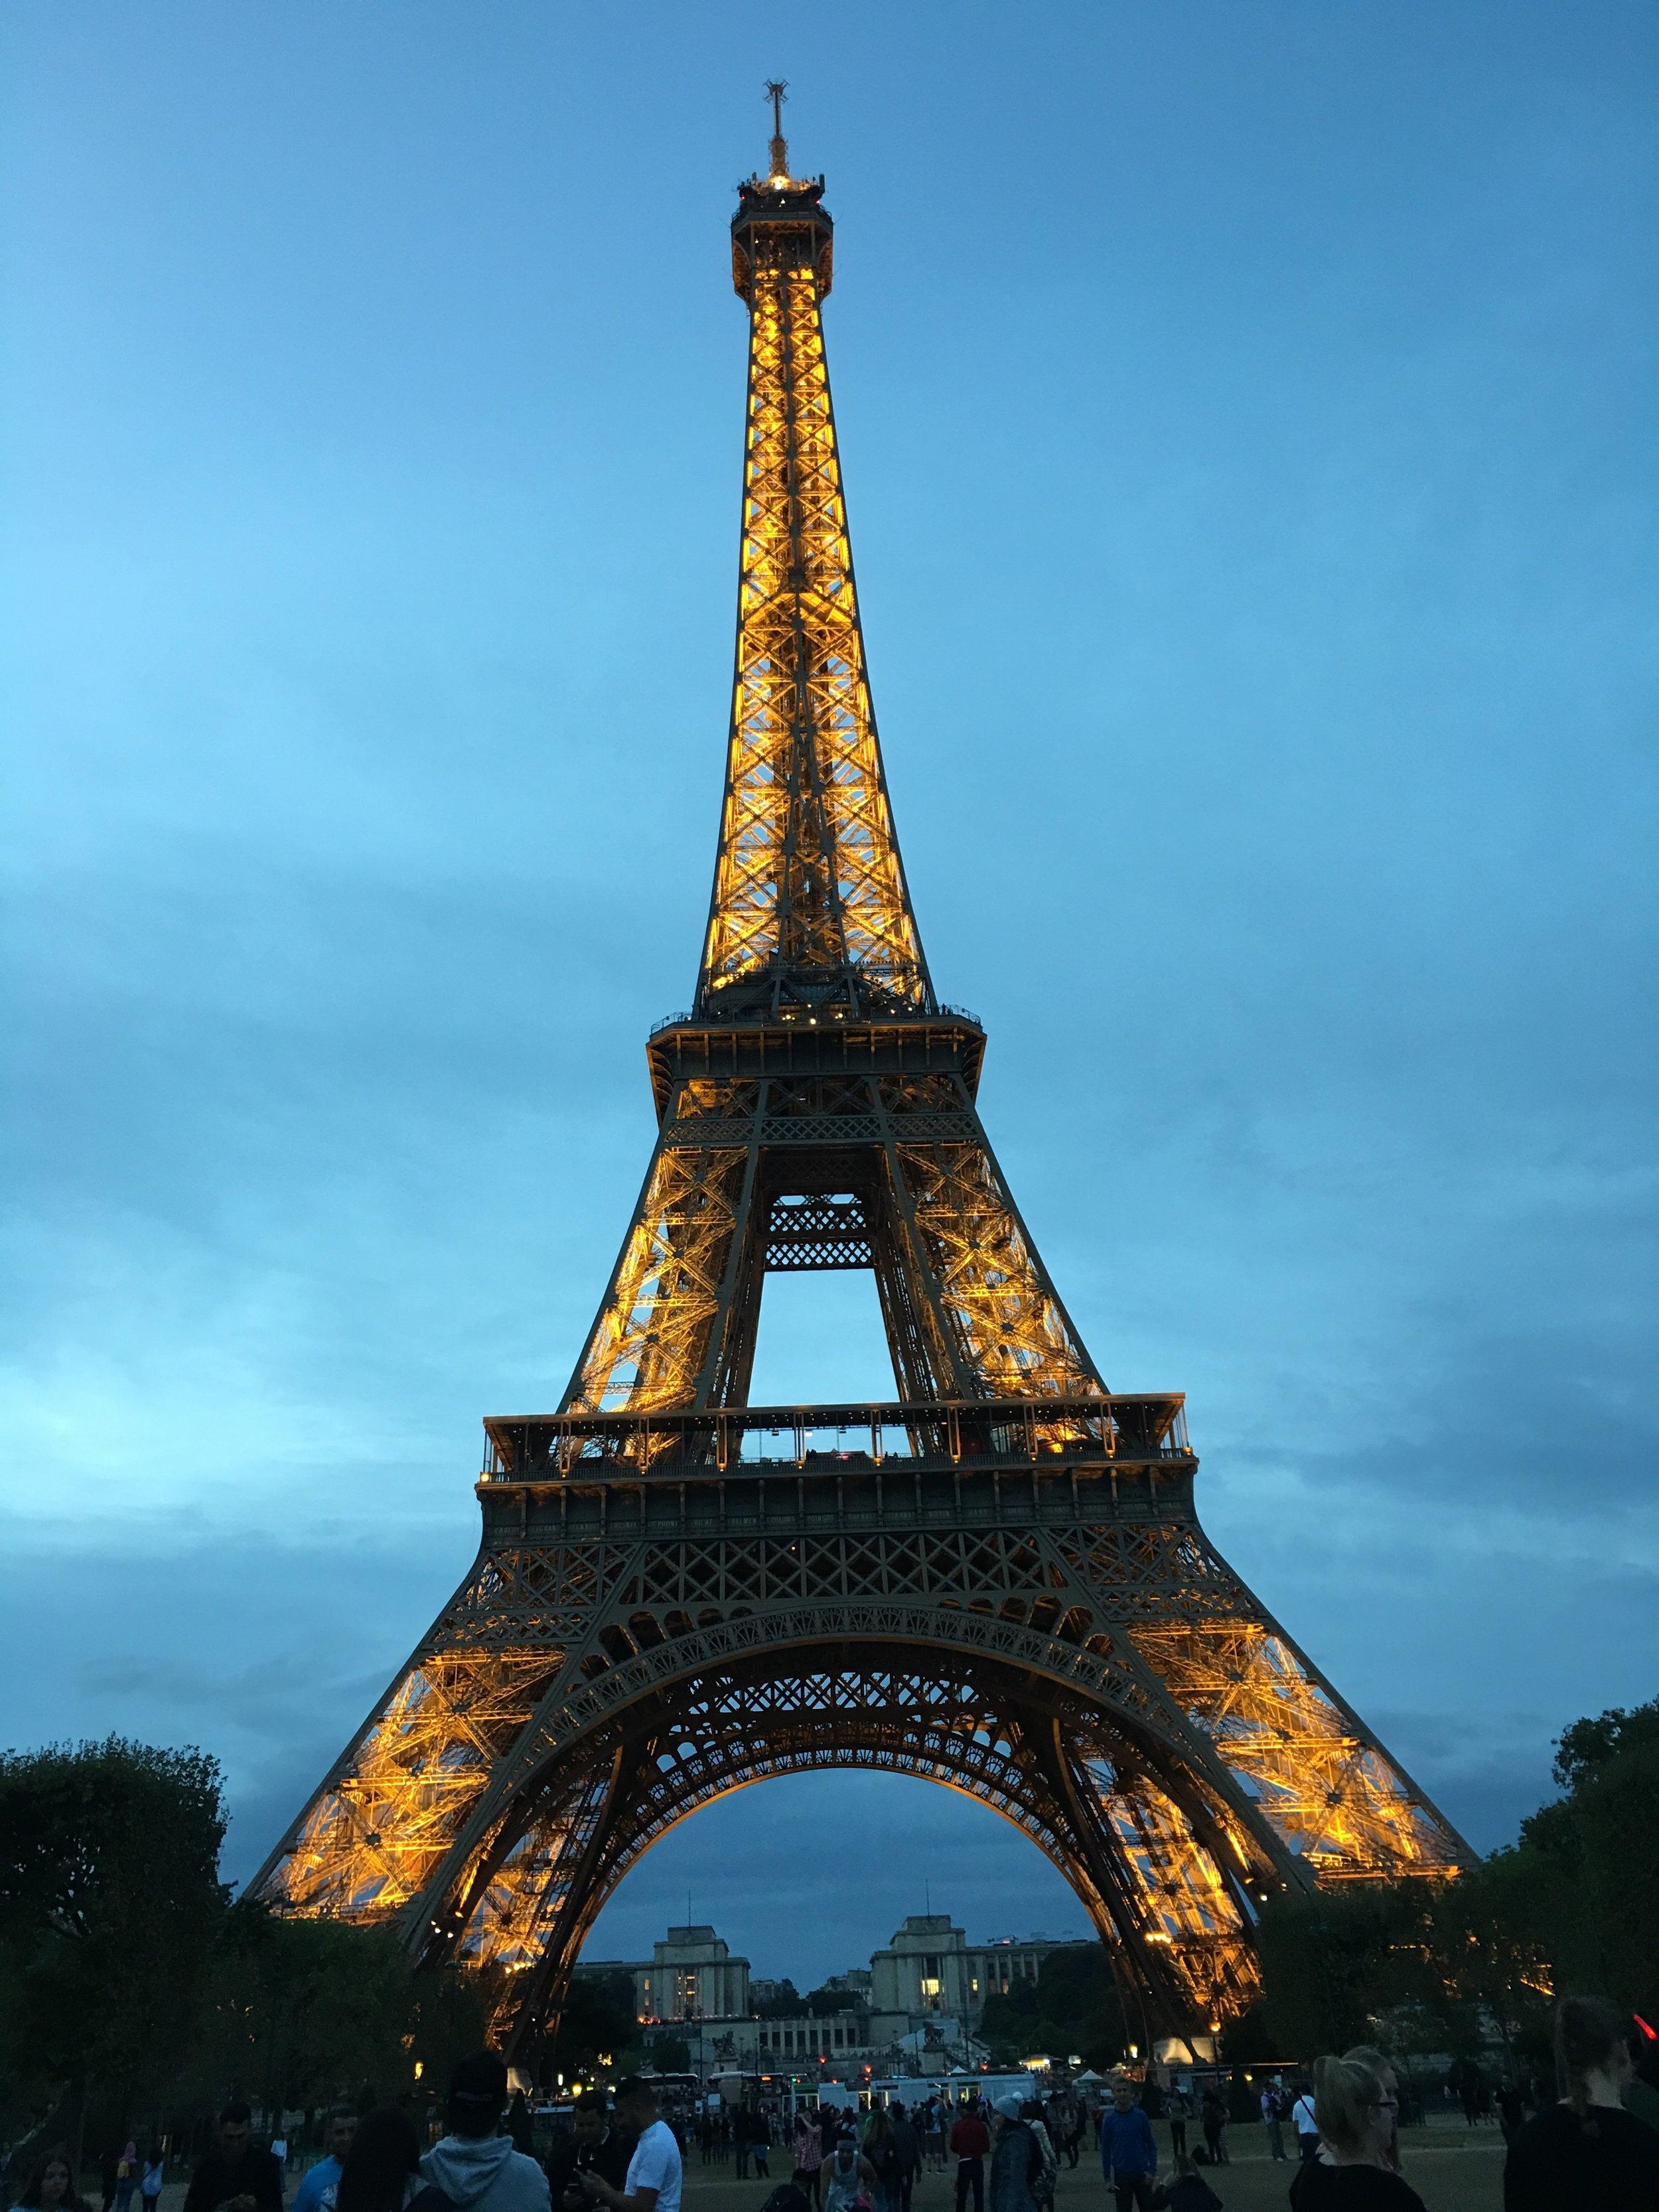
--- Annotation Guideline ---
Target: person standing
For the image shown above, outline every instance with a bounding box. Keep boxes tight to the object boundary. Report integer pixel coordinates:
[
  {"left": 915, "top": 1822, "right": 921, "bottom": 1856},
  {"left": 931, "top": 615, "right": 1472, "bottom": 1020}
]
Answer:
[
  {"left": 1291, "top": 2087, "right": 1319, "bottom": 2166},
  {"left": 887, "top": 2105, "right": 921, "bottom": 2212},
  {"left": 949, "top": 2098, "right": 990, "bottom": 2212},
  {"left": 986, "top": 2101, "right": 1035, "bottom": 2212},
  {"left": 749, "top": 2109, "right": 770, "bottom": 2184},
  {"left": 1098, "top": 2080, "right": 1156, "bottom": 2212},
  {"left": 421, "top": 2055, "right": 549, "bottom": 2212},
  {"left": 1503, "top": 1995, "right": 1659, "bottom": 2212},
  {"left": 546, "top": 2095, "right": 630, "bottom": 2212},
  {"left": 1261, "top": 2083, "right": 1287, "bottom": 2162},
  {"left": 791, "top": 2111, "right": 824, "bottom": 2211},
  {"left": 12, "top": 2152, "right": 91, "bottom": 2212},
  {"left": 579, "top": 2079, "right": 680, "bottom": 2212},
  {"left": 326, "top": 2108, "right": 425, "bottom": 2212},
  {"left": 295, "top": 2113, "right": 360, "bottom": 2212},
  {"left": 1161, "top": 2091, "right": 1189, "bottom": 2166},
  {"left": 184, "top": 2107, "right": 284, "bottom": 2212},
  {"left": 1288, "top": 2055, "right": 1421, "bottom": 2211},
  {"left": 732, "top": 2109, "right": 751, "bottom": 2185},
  {"left": 1043, "top": 2085, "right": 1078, "bottom": 2173},
  {"left": 1197, "top": 2089, "right": 1226, "bottom": 2169}
]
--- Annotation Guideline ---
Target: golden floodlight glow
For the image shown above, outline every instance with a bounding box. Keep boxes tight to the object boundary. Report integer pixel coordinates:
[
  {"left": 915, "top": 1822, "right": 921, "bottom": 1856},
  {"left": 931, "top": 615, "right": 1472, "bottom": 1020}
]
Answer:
[{"left": 247, "top": 102, "right": 1471, "bottom": 2059}]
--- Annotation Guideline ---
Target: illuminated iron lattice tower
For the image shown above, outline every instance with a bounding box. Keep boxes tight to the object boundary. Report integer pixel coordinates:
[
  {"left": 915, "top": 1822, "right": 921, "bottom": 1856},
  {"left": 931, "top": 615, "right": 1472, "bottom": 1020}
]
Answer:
[{"left": 253, "top": 101, "right": 1468, "bottom": 2057}]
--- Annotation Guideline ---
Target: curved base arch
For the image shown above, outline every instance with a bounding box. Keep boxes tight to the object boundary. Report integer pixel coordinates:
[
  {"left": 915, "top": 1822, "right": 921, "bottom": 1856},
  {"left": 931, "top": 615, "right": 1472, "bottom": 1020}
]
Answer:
[{"left": 430, "top": 1643, "right": 1267, "bottom": 2054}]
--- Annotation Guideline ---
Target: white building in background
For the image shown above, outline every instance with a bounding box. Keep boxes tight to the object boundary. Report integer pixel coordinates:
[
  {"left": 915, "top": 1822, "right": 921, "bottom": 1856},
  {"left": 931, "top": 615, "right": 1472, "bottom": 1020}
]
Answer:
[
  {"left": 577, "top": 1923, "right": 750, "bottom": 2023},
  {"left": 871, "top": 1915, "right": 1096, "bottom": 2026},
  {"left": 571, "top": 1912, "right": 1098, "bottom": 2082}
]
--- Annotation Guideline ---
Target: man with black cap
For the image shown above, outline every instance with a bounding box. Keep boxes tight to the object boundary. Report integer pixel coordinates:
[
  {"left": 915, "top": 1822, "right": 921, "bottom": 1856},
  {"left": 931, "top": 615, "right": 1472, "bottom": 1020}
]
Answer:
[{"left": 422, "top": 2053, "right": 551, "bottom": 2212}]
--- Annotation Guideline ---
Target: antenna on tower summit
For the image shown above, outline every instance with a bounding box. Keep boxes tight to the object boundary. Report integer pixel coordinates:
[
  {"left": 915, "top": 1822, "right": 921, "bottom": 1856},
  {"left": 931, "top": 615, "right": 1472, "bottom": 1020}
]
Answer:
[{"left": 764, "top": 78, "right": 790, "bottom": 181}]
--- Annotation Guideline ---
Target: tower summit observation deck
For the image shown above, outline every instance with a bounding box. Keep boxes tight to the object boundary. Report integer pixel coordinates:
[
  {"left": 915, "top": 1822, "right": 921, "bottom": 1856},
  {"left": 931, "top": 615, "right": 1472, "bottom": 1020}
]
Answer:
[{"left": 252, "top": 92, "right": 1469, "bottom": 2063}]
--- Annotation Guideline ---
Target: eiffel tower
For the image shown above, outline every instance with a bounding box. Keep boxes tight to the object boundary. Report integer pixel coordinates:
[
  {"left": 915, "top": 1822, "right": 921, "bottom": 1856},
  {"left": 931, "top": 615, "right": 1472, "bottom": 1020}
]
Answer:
[{"left": 252, "top": 93, "right": 1467, "bottom": 2058}]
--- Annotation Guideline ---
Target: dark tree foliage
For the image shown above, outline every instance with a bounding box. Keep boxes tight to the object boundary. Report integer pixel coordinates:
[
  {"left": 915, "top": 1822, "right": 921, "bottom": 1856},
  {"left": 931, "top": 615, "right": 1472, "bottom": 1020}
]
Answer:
[
  {"left": 979, "top": 1945, "right": 1125, "bottom": 2069},
  {"left": 804, "top": 1986, "right": 859, "bottom": 2016},
  {"left": 0, "top": 1738, "right": 228, "bottom": 2155},
  {"left": 754, "top": 1980, "right": 810, "bottom": 2019},
  {"left": 553, "top": 1972, "right": 644, "bottom": 2074},
  {"left": 180, "top": 1901, "right": 485, "bottom": 2115},
  {"left": 1256, "top": 1694, "right": 1659, "bottom": 2063},
  {"left": 643, "top": 2034, "right": 691, "bottom": 2075}
]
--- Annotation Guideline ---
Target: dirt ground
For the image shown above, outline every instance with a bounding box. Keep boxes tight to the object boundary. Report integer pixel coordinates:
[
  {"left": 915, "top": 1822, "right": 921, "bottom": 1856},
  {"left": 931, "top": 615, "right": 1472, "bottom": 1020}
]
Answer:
[{"left": 676, "top": 2124, "right": 1508, "bottom": 2212}]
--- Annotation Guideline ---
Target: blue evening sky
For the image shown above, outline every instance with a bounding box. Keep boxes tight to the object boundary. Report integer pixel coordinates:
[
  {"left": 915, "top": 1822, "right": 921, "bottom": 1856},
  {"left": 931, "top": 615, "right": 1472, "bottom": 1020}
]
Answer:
[{"left": 3, "top": 1, "right": 1654, "bottom": 1988}]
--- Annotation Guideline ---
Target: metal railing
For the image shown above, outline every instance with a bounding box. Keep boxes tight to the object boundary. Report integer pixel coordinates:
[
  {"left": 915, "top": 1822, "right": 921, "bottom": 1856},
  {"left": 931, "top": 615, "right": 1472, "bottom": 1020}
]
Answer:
[{"left": 482, "top": 1392, "right": 1189, "bottom": 1479}]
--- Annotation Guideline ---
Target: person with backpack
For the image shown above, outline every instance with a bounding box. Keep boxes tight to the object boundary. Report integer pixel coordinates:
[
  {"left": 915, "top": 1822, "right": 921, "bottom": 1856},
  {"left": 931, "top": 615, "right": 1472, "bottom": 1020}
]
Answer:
[
  {"left": 861, "top": 2111, "right": 902, "bottom": 2212},
  {"left": 1097, "top": 2079, "right": 1157, "bottom": 2212}
]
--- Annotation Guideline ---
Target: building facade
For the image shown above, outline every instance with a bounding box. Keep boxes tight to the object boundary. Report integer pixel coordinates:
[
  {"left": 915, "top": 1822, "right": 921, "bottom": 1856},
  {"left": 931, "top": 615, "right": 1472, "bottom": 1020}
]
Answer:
[{"left": 577, "top": 1923, "right": 750, "bottom": 2024}]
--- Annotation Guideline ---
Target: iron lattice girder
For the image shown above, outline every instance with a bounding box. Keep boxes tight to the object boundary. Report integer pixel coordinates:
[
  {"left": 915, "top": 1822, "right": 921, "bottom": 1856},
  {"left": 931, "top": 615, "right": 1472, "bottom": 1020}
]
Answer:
[
  {"left": 702, "top": 188, "right": 930, "bottom": 1017},
  {"left": 250, "top": 150, "right": 1475, "bottom": 2056}
]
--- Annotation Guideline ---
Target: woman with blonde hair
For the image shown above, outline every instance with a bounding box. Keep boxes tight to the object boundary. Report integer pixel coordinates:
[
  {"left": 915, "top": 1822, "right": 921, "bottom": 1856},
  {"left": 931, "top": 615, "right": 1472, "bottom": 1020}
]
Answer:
[
  {"left": 1287, "top": 2053, "right": 1425, "bottom": 2210},
  {"left": 1340, "top": 2047, "right": 1402, "bottom": 2175},
  {"left": 1502, "top": 1994, "right": 1659, "bottom": 2209}
]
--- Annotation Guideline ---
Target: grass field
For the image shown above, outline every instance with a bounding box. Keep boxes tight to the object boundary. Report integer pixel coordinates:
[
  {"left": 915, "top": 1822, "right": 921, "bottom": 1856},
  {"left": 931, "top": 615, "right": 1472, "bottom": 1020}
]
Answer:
[{"left": 676, "top": 2123, "right": 1508, "bottom": 2212}]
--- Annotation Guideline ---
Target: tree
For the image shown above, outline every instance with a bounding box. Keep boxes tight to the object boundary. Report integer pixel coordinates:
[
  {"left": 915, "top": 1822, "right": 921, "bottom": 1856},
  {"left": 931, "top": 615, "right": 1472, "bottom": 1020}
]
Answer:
[
  {"left": 755, "top": 1980, "right": 809, "bottom": 2019},
  {"left": 642, "top": 2034, "right": 691, "bottom": 2075},
  {"left": 1256, "top": 1882, "right": 1437, "bottom": 2058},
  {"left": 805, "top": 1985, "right": 858, "bottom": 2016},
  {"left": 0, "top": 1739, "right": 228, "bottom": 2162},
  {"left": 980, "top": 1946, "right": 1125, "bottom": 2070},
  {"left": 180, "top": 1903, "right": 467, "bottom": 2116},
  {"left": 552, "top": 1972, "right": 642, "bottom": 2077}
]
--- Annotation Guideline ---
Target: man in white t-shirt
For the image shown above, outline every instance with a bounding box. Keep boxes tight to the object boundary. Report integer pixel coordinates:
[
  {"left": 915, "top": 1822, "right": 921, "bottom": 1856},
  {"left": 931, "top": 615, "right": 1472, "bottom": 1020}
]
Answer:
[
  {"left": 1291, "top": 2089, "right": 1320, "bottom": 2164},
  {"left": 581, "top": 2079, "right": 681, "bottom": 2212}
]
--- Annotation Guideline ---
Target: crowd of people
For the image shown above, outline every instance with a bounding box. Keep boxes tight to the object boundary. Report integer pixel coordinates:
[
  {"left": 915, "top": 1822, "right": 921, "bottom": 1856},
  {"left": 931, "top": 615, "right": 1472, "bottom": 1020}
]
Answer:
[{"left": 7, "top": 1992, "right": 1657, "bottom": 2212}]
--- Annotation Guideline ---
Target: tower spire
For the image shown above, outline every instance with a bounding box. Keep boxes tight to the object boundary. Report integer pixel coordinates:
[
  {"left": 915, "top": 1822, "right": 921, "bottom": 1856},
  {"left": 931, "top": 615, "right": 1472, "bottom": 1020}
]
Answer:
[
  {"left": 764, "top": 77, "right": 790, "bottom": 183},
  {"left": 708, "top": 115, "right": 933, "bottom": 1020}
]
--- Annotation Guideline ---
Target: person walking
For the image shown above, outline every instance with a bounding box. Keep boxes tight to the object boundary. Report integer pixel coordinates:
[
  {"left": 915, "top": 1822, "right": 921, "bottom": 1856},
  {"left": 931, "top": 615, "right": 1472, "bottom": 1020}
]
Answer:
[
  {"left": 1288, "top": 2056, "right": 1422, "bottom": 2211},
  {"left": 986, "top": 2101, "right": 1036, "bottom": 2212},
  {"left": 1097, "top": 2080, "right": 1157, "bottom": 2212},
  {"left": 421, "top": 2054, "right": 550, "bottom": 2212},
  {"left": 184, "top": 2106, "right": 284, "bottom": 2212},
  {"left": 139, "top": 2154, "right": 164, "bottom": 2212},
  {"left": 1017, "top": 2104, "right": 1054, "bottom": 2212},
  {"left": 821, "top": 2140, "right": 875, "bottom": 2212},
  {"left": 11, "top": 2152, "right": 91, "bottom": 2212},
  {"left": 924, "top": 2102, "right": 946, "bottom": 2174},
  {"left": 113, "top": 2144, "right": 137, "bottom": 2212},
  {"left": 295, "top": 2113, "right": 360, "bottom": 2212},
  {"left": 1503, "top": 1994, "right": 1659, "bottom": 2212},
  {"left": 1260, "top": 2083, "right": 1287, "bottom": 2162},
  {"left": 1291, "top": 2088, "right": 1319, "bottom": 2166},
  {"left": 1161, "top": 2092, "right": 1189, "bottom": 2166},
  {"left": 949, "top": 2098, "right": 990, "bottom": 2212}
]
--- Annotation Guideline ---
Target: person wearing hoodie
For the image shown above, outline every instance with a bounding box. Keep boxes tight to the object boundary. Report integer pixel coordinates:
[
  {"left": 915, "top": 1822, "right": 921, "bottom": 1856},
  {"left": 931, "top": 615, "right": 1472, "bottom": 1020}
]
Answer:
[
  {"left": 421, "top": 2055, "right": 551, "bottom": 2212},
  {"left": 579, "top": 2079, "right": 680, "bottom": 2212}
]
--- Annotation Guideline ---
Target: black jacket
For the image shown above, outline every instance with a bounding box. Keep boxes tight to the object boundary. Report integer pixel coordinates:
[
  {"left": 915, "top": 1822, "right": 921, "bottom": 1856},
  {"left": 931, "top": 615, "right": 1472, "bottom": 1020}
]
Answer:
[{"left": 182, "top": 2150, "right": 284, "bottom": 2212}]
